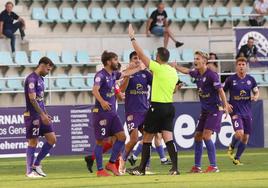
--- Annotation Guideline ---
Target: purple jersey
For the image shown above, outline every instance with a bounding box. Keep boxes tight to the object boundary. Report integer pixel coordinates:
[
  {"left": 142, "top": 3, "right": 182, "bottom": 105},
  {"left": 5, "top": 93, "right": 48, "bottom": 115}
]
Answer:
[
  {"left": 125, "top": 70, "right": 152, "bottom": 113},
  {"left": 189, "top": 68, "right": 222, "bottom": 112},
  {"left": 24, "top": 72, "right": 45, "bottom": 116},
  {"left": 93, "top": 68, "right": 121, "bottom": 113},
  {"left": 224, "top": 74, "right": 257, "bottom": 117}
]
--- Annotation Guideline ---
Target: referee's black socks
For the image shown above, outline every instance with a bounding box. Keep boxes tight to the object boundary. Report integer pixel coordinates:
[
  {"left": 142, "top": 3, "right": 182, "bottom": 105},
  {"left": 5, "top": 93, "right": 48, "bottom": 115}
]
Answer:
[
  {"left": 166, "top": 140, "right": 178, "bottom": 170},
  {"left": 138, "top": 142, "right": 151, "bottom": 172}
]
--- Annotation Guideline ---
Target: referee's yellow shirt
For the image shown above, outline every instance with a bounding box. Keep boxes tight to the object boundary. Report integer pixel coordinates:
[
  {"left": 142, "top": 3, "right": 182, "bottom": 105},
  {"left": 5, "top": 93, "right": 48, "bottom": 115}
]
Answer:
[{"left": 149, "top": 60, "right": 178, "bottom": 103}]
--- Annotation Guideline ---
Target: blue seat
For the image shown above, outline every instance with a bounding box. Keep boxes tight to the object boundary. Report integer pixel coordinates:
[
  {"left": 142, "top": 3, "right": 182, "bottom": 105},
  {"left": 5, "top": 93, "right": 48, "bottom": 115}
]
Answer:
[
  {"left": 86, "top": 73, "right": 95, "bottom": 90},
  {"left": 165, "top": 7, "right": 175, "bottom": 21},
  {"left": 62, "top": 8, "right": 77, "bottom": 22},
  {"left": 122, "top": 49, "right": 133, "bottom": 63},
  {"left": 119, "top": 7, "right": 136, "bottom": 22},
  {"left": 251, "top": 74, "right": 265, "bottom": 85},
  {"left": 76, "top": 51, "right": 90, "bottom": 64},
  {"left": 7, "top": 76, "right": 23, "bottom": 90},
  {"left": 105, "top": 7, "right": 120, "bottom": 22},
  {"left": 189, "top": 7, "right": 202, "bottom": 22},
  {"left": 46, "top": 51, "right": 61, "bottom": 64},
  {"left": 181, "top": 48, "right": 194, "bottom": 63},
  {"left": 202, "top": 6, "right": 215, "bottom": 21},
  {"left": 0, "top": 51, "right": 13, "bottom": 66},
  {"left": 179, "top": 74, "right": 195, "bottom": 87},
  {"left": 175, "top": 7, "right": 189, "bottom": 22},
  {"left": 55, "top": 74, "right": 71, "bottom": 89},
  {"left": 243, "top": 6, "right": 253, "bottom": 15},
  {"left": 147, "top": 7, "right": 156, "bottom": 17},
  {"left": 264, "top": 73, "right": 268, "bottom": 83},
  {"left": 71, "top": 74, "right": 87, "bottom": 89},
  {"left": 61, "top": 51, "right": 76, "bottom": 64},
  {"left": 47, "top": 7, "right": 62, "bottom": 22},
  {"left": 0, "top": 78, "right": 8, "bottom": 91},
  {"left": 231, "top": 7, "right": 243, "bottom": 21},
  {"left": 91, "top": 7, "right": 105, "bottom": 22},
  {"left": 133, "top": 7, "right": 147, "bottom": 21},
  {"left": 30, "top": 51, "right": 42, "bottom": 65},
  {"left": 14, "top": 51, "right": 29, "bottom": 65},
  {"left": 44, "top": 78, "right": 54, "bottom": 90},
  {"left": 214, "top": 7, "right": 230, "bottom": 22},
  {"left": 168, "top": 48, "right": 181, "bottom": 62},
  {"left": 76, "top": 7, "right": 92, "bottom": 22},
  {"left": 32, "top": 7, "right": 46, "bottom": 21}
]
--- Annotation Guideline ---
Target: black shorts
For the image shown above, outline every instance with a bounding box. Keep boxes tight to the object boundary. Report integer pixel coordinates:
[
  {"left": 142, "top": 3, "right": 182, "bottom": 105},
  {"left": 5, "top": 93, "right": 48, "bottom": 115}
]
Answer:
[{"left": 144, "top": 102, "right": 175, "bottom": 133}]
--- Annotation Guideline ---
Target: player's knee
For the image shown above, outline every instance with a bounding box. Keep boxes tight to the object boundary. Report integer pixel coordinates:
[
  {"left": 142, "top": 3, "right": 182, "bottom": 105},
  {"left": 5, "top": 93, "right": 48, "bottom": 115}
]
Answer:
[
  {"left": 28, "top": 139, "right": 38, "bottom": 147},
  {"left": 117, "top": 134, "right": 126, "bottom": 142},
  {"left": 235, "top": 132, "right": 243, "bottom": 141},
  {"left": 194, "top": 133, "right": 203, "bottom": 141}
]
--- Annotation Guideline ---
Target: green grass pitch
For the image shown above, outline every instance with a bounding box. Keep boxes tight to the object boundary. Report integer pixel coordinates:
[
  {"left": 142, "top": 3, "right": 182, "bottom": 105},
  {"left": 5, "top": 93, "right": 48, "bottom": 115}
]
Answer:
[{"left": 1, "top": 148, "right": 268, "bottom": 188}]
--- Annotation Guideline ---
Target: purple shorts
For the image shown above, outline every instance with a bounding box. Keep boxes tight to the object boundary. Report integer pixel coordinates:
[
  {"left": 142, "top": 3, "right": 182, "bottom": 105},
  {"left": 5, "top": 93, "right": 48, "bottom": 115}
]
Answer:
[
  {"left": 92, "top": 112, "right": 123, "bottom": 140},
  {"left": 231, "top": 115, "right": 252, "bottom": 135},
  {"left": 125, "top": 112, "right": 147, "bottom": 133},
  {"left": 24, "top": 115, "right": 54, "bottom": 139},
  {"left": 196, "top": 111, "right": 223, "bottom": 133}
]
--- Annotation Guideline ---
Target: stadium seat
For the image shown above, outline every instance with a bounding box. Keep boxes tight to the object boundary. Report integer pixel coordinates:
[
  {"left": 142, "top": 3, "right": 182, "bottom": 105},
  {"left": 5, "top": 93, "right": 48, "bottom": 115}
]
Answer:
[
  {"left": 133, "top": 7, "right": 147, "bottom": 21},
  {"left": 61, "top": 51, "right": 76, "bottom": 64},
  {"left": 7, "top": 76, "right": 23, "bottom": 90},
  {"left": 47, "top": 7, "right": 62, "bottom": 22},
  {"left": 230, "top": 7, "right": 243, "bottom": 23},
  {"left": 243, "top": 6, "right": 253, "bottom": 15},
  {"left": 168, "top": 48, "right": 181, "bottom": 62},
  {"left": 32, "top": 7, "right": 46, "bottom": 21},
  {"left": 189, "top": 7, "right": 202, "bottom": 22},
  {"left": 46, "top": 51, "right": 61, "bottom": 64},
  {"left": 175, "top": 7, "right": 189, "bottom": 27},
  {"left": 76, "top": 7, "right": 93, "bottom": 23},
  {"left": 55, "top": 74, "right": 72, "bottom": 89},
  {"left": 44, "top": 78, "right": 54, "bottom": 90},
  {"left": 0, "top": 51, "right": 13, "bottom": 66},
  {"left": 105, "top": 7, "right": 120, "bottom": 22},
  {"left": 251, "top": 74, "right": 266, "bottom": 85},
  {"left": 91, "top": 7, "right": 106, "bottom": 22},
  {"left": 119, "top": 7, "right": 136, "bottom": 22},
  {"left": 181, "top": 48, "right": 194, "bottom": 63},
  {"left": 165, "top": 7, "right": 175, "bottom": 21},
  {"left": 14, "top": 51, "right": 30, "bottom": 65},
  {"left": 179, "top": 74, "right": 195, "bottom": 87},
  {"left": 214, "top": 7, "right": 231, "bottom": 22},
  {"left": 0, "top": 79, "right": 8, "bottom": 91},
  {"left": 86, "top": 73, "right": 95, "bottom": 90},
  {"left": 76, "top": 51, "right": 90, "bottom": 64},
  {"left": 202, "top": 6, "right": 216, "bottom": 22},
  {"left": 30, "top": 51, "right": 43, "bottom": 65},
  {"left": 264, "top": 73, "right": 268, "bottom": 82},
  {"left": 61, "top": 8, "right": 78, "bottom": 23},
  {"left": 71, "top": 74, "right": 87, "bottom": 89},
  {"left": 147, "top": 7, "right": 156, "bottom": 17}
]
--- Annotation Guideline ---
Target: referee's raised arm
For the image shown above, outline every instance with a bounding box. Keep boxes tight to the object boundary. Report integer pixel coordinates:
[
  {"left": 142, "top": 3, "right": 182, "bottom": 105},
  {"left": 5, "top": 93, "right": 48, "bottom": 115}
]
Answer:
[{"left": 128, "top": 24, "right": 150, "bottom": 67}]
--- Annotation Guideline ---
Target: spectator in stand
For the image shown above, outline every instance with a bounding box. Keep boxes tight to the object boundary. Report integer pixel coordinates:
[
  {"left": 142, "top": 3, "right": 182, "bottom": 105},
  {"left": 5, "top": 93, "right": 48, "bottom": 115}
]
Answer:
[
  {"left": 236, "top": 37, "right": 258, "bottom": 63},
  {"left": 208, "top": 53, "right": 219, "bottom": 73},
  {"left": 249, "top": 0, "right": 268, "bottom": 26},
  {"left": 0, "top": 1, "right": 26, "bottom": 53},
  {"left": 146, "top": 2, "right": 183, "bottom": 48}
]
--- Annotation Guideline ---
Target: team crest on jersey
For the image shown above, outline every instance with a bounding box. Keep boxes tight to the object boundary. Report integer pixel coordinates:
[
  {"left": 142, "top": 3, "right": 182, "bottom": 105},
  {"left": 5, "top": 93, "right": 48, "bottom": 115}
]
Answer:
[
  {"left": 136, "top": 84, "right": 143, "bottom": 90},
  {"left": 95, "top": 77, "right": 101, "bottom": 83},
  {"left": 142, "top": 74, "right": 146, "bottom": 78},
  {"left": 29, "top": 82, "right": 35, "bottom": 89},
  {"left": 127, "top": 115, "right": 133, "bottom": 121},
  {"left": 233, "top": 80, "right": 237, "bottom": 86},
  {"left": 247, "top": 80, "right": 251, "bottom": 85},
  {"left": 99, "top": 119, "right": 107, "bottom": 126},
  {"left": 203, "top": 77, "right": 206, "bottom": 82},
  {"left": 33, "top": 119, "right": 40, "bottom": 126}
]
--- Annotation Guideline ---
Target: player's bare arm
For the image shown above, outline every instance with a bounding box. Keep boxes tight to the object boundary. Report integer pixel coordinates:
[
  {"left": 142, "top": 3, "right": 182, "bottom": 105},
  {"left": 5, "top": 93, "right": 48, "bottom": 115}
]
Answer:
[
  {"left": 146, "top": 19, "right": 153, "bottom": 37},
  {"left": 128, "top": 24, "right": 150, "bottom": 67},
  {"left": 120, "top": 77, "right": 130, "bottom": 92},
  {"left": 218, "top": 88, "right": 230, "bottom": 118},
  {"left": 174, "top": 63, "right": 190, "bottom": 74},
  {"left": 92, "top": 85, "right": 111, "bottom": 111},
  {"left": 0, "top": 21, "right": 3, "bottom": 37},
  {"left": 252, "top": 87, "right": 260, "bottom": 101},
  {"left": 28, "top": 92, "right": 51, "bottom": 125}
]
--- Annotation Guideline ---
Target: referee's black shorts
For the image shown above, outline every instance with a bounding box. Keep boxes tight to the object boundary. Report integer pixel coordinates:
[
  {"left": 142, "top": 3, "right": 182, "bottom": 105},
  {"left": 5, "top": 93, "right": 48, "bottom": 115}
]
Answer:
[{"left": 144, "top": 102, "right": 175, "bottom": 134}]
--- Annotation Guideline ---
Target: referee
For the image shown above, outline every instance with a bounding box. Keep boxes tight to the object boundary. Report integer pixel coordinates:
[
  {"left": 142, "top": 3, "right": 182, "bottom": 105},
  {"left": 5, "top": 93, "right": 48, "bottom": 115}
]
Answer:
[{"left": 127, "top": 24, "right": 179, "bottom": 175}]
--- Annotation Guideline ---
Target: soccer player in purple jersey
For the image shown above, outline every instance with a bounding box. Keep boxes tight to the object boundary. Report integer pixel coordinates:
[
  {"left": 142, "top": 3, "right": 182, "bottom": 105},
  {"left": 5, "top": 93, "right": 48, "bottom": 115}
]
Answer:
[
  {"left": 118, "top": 51, "right": 152, "bottom": 174},
  {"left": 92, "top": 51, "right": 142, "bottom": 177},
  {"left": 24, "top": 57, "right": 56, "bottom": 178},
  {"left": 174, "top": 51, "right": 229, "bottom": 173},
  {"left": 224, "top": 57, "right": 259, "bottom": 165}
]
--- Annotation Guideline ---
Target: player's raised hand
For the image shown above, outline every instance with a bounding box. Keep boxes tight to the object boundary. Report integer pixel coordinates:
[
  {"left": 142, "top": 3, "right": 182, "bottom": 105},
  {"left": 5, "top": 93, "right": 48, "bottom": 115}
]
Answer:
[
  {"left": 128, "top": 24, "right": 135, "bottom": 39},
  {"left": 100, "top": 100, "right": 111, "bottom": 111}
]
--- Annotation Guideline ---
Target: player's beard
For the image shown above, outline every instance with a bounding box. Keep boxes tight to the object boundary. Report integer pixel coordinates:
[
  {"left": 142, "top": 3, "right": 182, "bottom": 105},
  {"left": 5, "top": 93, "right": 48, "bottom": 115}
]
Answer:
[{"left": 111, "top": 63, "right": 118, "bottom": 71}]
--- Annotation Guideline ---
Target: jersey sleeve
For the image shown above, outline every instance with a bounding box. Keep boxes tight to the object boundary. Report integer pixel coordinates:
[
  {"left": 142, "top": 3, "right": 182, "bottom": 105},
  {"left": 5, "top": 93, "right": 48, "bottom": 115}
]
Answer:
[
  {"left": 115, "top": 71, "right": 122, "bottom": 80},
  {"left": 13, "top": 12, "right": 19, "bottom": 20},
  {"left": 163, "top": 11, "right": 168, "bottom": 19},
  {"left": 189, "top": 69, "right": 198, "bottom": 78},
  {"left": 0, "top": 12, "right": 3, "bottom": 22},
  {"left": 93, "top": 72, "right": 105, "bottom": 87},
  {"left": 150, "top": 10, "right": 157, "bottom": 19},
  {"left": 26, "top": 77, "right": 37, "bottom": 94},
  {"left": 149, "top": 60, "right": 161, "bottom": 73},
  {"left": 251, "top": 76, "right": 258, "bottom": 92},
  {"left": 211, "top": 72, "right": 222, "bottom": 90},
  {"left": 145, "top": 70, "right": 153, "bottom": 85}
]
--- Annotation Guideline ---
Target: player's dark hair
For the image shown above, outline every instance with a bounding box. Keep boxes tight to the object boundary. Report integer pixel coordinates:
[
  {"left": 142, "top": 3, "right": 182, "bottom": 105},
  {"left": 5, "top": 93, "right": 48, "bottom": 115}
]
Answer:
[
  {"left": 248, "top": 37, "right": 254, "bottom": 41},
  {"left": 5, "top": 1, "right": 14, "bottom": 7},
  {"left": 209, "top": 52, "right": 218, "bottom": 60},
  {"left": 236, "top": 57, "right": 248, "bottom": 64},
  {"left": 101, "top": 51, "right": 118, "bottom": 66},
  {"left": 208, "top": 52, "right": 218, "bottom": 67},
  {"left": 38, "top": 57, "right": 54, "bottom": 66},
  {"left": 129, "top": 51, "right": 137, "bottom": 60},
  {"left": 157, "top": 47, "right": 170, "bottom": 62}
]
